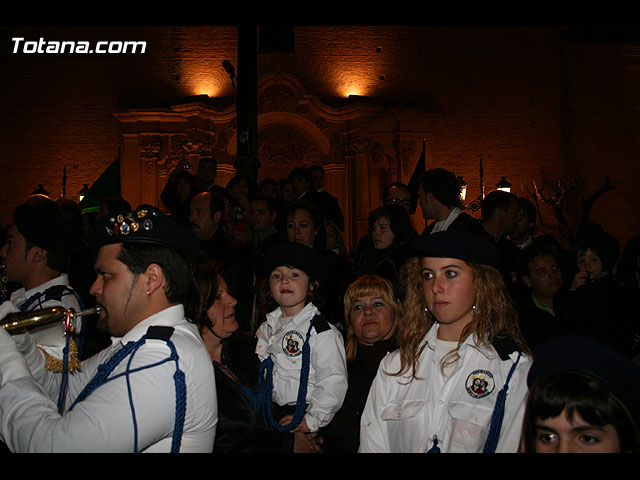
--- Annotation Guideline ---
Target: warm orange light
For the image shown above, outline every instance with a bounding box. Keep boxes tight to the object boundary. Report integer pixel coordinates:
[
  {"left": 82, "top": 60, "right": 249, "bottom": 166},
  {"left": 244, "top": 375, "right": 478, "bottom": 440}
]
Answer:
[{"left": 333, "top": 67, "right": 375, "bottom": 98}]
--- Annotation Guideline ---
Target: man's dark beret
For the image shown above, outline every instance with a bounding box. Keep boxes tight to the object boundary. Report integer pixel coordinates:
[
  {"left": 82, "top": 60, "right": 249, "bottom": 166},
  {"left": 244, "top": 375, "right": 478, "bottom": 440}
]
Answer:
[
  {"left": 91, "top": 204, "right": 200, "bottom": 260},
  {"left": 528, "top": 335, "right": 640, "bottom": 423},
  {"left": 13, "top": 195, "right": 82, "bottom": 255},
  {"left": 411, "top": 229, "right": 501, "bottom": 266},
  {"left": 260, "top": 241, "right": 328, "bottom": 284}
]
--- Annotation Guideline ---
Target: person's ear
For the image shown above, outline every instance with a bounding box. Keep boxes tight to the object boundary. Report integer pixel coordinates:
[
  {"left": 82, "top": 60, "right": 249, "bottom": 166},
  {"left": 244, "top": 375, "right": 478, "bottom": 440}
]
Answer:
[
  {"left": 27, "top": 246, "right": 48, "bottom": 265},
  {"left": 522, "top": 275, "right": 532, "bottom": 288},
  {"left": 144, "top": 263, "right": 165, "bottom": 296}
]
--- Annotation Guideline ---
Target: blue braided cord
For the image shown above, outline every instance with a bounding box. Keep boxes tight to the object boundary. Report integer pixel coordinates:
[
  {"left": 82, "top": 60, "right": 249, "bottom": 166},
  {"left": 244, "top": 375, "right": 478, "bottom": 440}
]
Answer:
[
  {"left": 125, "top": 345, "right": 140, "bottom": 452},
  {"left": 163, "top": 340, "right": 186, "bottom": 454},
  {"left": 69, "top": 338, "right": 145, "bottom": 410},
  {"left": 244, "top": 317, "right": 315, "bottom": 432},
  {"left": 68, "top": 335, "right": 186, "bottom": 453},
  {"left": 240, "top": 359, "right": 271, "bottom": 413},
  {"left": 427, "top": 435, "right": 441, "bottom": 453},
  {"left": 482, "top": 352, "right": 522, "bottom": 453},
  {"left": 56, "top": 334, "right": 71, "bottom": 414}
]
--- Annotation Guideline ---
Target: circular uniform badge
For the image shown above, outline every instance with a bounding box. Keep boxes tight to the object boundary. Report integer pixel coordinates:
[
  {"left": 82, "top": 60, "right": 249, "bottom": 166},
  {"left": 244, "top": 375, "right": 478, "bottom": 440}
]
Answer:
[
  {"left": 281, "top": 330, "right": 305, "bottom": 357},
  {"left": 465, "top": 369, "right": 495, "bottom": 399}
]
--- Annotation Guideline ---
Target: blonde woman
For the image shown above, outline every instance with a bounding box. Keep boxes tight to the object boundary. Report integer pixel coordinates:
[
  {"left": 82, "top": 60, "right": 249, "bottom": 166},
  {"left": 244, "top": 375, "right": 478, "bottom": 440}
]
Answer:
[
  {"left": 321, "top": 274, "right": 402, "bottom": 452},
  {"left": 359, "top": 229, "right": 532, "bottom": 453}
]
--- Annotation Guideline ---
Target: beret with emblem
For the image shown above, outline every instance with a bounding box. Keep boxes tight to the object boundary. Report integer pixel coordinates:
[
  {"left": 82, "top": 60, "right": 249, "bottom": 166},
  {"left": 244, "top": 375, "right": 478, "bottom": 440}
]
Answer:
[
  {"left": 261, "top": 241, "right": 329, "bottom": 284},
  {"left": 13, "top": 195, "right": 83, "bottom": 255},
  {"left": 91, "top": 204, "right": 200, "bottom": 260},
  {"left": 528, "top": 335, "right": 640, "bottom": 425},
  {"left": 410, "top": 229, "right": 502, "bottom": 266}
]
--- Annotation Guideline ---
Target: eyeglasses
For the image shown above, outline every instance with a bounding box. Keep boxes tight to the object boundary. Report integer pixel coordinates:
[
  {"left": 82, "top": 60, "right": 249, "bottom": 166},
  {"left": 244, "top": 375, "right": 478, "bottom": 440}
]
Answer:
[{"left": 386, "top": 198, "right": 411, "bottom": 207}]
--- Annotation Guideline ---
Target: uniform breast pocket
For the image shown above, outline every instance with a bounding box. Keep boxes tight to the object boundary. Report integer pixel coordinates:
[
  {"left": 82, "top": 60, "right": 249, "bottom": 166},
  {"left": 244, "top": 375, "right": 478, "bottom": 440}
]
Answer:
[
  {"left": 380, "top": 400, "right": 426, "bottom": 452},
  {"left": 447, "top": 400, "right": 494, "bottom": 452}
]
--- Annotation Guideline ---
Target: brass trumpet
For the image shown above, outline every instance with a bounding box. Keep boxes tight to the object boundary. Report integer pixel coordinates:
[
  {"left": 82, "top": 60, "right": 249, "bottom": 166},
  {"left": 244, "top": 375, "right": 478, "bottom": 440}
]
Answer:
[{"left": 0, "top": 306, "right": 101, "bottom": 334}]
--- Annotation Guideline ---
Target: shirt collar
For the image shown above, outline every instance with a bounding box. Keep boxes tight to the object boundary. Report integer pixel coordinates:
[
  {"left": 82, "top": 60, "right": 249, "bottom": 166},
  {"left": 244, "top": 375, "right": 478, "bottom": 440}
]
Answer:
[
  {"left": 116, "top": 304, "right": 186, "bottom": 346},
  {"left": 11, "top": 273, "right": 70, "bottom": 307},
  {"left": 266, "top": 302, "right": 318, "bottom": 329},
  {"left": 425, "top": 322, "right": 496, "bottom": 360},
  {"left": 430, "top": 207, "right": 463, "bottom": 234}
]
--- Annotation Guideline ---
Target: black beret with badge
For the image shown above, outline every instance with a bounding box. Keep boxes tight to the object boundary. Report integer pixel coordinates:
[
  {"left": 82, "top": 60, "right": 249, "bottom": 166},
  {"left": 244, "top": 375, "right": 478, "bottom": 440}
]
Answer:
[
  {"left": 260, "top": 241, "right": 329, "bottom": 284},
  {"left": 13, "top": 194, "right": 83, "bottom": 255},
  {"left": 91, "top": 204, "right": 200, "bottom": 260},
  {"left": 410, "top": 229, "right": 502, "bottom": 266}
]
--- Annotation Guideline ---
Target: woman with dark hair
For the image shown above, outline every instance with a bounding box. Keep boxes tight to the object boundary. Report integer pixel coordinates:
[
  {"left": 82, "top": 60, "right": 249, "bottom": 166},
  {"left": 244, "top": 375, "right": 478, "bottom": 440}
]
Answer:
[
  {"left": 359, "top": 229, "right": 532, "bottom": 453},
  {"left": 554, "top": 234, "right": 635, "bottom": 356},
  {"left": 521, "top": 335, "right": 640, "bottom": 453},
  {"left": 194, "top": 260, "right": 321, "bottom": 453},
  {"left": 161, "top": 169, "right": 197, "bottom": 226},
  {"left": 321, "top": 274, "right": 401, "bottom": 452},
  {"left": 354, "top": 204, "right": 414, "bottom": 286}
]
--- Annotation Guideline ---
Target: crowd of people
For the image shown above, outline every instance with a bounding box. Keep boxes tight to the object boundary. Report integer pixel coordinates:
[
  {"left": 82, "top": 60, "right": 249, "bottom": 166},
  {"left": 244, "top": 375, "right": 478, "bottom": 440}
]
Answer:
[{"left": 0, "top": 156, "right": 639, "bottom": 453}]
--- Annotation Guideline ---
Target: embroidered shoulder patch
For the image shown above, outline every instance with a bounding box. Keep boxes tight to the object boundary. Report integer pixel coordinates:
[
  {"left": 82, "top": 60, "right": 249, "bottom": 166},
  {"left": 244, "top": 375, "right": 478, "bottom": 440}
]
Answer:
[
  {"left": 465, "top": 369, "right": 495, "bottom": 398},
  {"left": 281, "top": 330, "right": 305, "bottom": 357}
]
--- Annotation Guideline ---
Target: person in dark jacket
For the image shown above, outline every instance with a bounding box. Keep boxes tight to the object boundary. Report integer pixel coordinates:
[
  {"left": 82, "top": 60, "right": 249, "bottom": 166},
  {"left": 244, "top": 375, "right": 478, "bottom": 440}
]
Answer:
[
  {"left": 354, "top": 205, "right": 414, "bottom": 288},
  {"left": 554, "top": 234, "right": 635, "bottom": 356},
  {"left": 320, "top": 274, "right": 401, "bottom": 452}
]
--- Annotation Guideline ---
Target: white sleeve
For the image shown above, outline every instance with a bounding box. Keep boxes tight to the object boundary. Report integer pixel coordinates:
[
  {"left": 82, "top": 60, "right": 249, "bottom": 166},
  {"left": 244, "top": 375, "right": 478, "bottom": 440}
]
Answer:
[
  {"left": 0, "top": 340, "right": 184, "bottom": 452},
  {"left": 358, "top": 359, "right": 392, "bottom": 453},
  {"left": 304, "top": 328, "right": 348, "bottom": 432},
  {"left": 254, "top": 321, "right": 270, "bottom": 362}
]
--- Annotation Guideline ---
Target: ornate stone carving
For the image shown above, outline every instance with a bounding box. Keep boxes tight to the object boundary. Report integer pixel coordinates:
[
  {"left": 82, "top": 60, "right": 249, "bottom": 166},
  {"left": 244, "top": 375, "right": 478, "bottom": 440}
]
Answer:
[
  {"left": 260, "top": 84, "right": 297, "bottom": 113},
  {"left": 258, "top": 123, "right": 322, "bottom": 168},
  {"left": 138, "top": 137, "right": 161, "bottom": 177}
]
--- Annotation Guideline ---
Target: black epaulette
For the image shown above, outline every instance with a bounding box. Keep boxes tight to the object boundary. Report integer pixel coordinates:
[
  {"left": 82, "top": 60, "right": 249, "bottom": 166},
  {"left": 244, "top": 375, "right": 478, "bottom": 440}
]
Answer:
[
  {"left": 146, "top": 325, "right": 175, "bottom": 342},
  {"left": 492, "top": 332, "right": 521, "bottom": 361},
  {"left": 312, "top": 314, "right": 331, "bottom": 334}
]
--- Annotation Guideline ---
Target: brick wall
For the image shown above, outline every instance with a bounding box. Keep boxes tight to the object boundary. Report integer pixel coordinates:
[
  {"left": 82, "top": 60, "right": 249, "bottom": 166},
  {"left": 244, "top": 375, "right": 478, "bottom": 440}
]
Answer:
[{"left": 1, "top": 26, "right": 639, "bottom": 250}]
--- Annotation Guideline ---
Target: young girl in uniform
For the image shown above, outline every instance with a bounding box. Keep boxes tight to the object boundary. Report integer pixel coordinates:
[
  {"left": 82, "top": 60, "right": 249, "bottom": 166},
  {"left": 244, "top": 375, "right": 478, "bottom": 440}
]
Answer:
[
  {"left": 252, "top": 241, "right": 348, "bottom": 435},
  {"left": 359, "top": 229, "right": 532, "bottom": 453}
]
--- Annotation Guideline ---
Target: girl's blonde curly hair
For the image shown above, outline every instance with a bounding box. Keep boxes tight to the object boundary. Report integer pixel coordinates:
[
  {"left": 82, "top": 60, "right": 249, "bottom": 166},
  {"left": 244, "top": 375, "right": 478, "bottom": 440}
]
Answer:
[{"left": 392, "top": 256, "right": 529, "bottom": 380}]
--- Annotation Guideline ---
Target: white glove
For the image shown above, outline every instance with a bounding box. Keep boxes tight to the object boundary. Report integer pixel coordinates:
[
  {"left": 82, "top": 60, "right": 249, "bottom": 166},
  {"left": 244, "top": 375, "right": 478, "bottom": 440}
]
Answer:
[
  {"left": 0, "top": 302, "right": 31, "bottom": 386},
  {"left": 0, "top": 300, "right": 19, "bottom": 321}
]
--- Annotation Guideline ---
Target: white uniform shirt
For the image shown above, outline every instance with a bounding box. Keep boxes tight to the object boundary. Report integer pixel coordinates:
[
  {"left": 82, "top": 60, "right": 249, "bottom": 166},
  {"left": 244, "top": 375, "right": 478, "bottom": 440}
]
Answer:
[
  {"left": 0, "top": 305, "right": 217, "bottom": 452},
  {"left": 359, "top": 323, "right": 531, "bottom": 453},
  {"left": 9, "top": 273, "right": 83, "bottom": 358},
  {"left": 255, "top": 302, "right": 347, "bottom": 432}
]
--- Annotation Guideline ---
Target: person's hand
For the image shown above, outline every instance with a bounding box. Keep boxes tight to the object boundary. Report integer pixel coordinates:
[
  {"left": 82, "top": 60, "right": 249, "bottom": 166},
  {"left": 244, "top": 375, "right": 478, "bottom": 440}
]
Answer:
[
  {"left": 0, "top": 302, "right": 30, "bottom": 386},
  {"left": 0, "top": 300, "right": 18, "bottom": 321},
  {"left": 292, "top": 431, "right": 323, "bottom": 453},
  {"left": 279, "top": 415, "right": 310, "bottom": 434},
  {"left": 570, "top": 271, "right": 589, "bottom": 290},
  {"left": 0, "top": 301, "right": 33, "bottom": 354}
]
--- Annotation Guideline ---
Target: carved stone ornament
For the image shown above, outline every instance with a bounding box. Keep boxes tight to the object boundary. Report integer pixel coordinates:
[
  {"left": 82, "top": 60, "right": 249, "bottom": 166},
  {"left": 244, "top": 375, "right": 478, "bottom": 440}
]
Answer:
[
  {"left": 258, "top": 123, "right": 322, "bottom": 168},
  {"left": 138, "top": 139, "right": 161, "bottom": 177}
]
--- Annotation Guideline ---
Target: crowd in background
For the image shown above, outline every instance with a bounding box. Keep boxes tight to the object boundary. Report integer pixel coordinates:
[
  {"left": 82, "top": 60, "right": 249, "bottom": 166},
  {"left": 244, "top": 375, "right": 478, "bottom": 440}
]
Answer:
[{"left": 2, "top": 155, "right": 640, "bottom": 454}]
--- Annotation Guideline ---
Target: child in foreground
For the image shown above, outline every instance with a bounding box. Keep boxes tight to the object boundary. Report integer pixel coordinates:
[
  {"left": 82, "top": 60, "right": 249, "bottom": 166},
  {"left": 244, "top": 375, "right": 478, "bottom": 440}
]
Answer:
[{"left": 252, "top": 241, "right": 347, "bottom": 434}]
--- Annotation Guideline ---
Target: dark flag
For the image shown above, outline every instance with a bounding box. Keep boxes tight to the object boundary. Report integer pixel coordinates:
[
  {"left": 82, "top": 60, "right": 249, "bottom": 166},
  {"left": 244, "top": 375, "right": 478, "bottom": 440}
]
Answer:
[
  {"left": 78, "top": 153, "right": 121, "bottom": 213},
  {"left": 407, "top": 138, "right": 426, "bottom": 215}
]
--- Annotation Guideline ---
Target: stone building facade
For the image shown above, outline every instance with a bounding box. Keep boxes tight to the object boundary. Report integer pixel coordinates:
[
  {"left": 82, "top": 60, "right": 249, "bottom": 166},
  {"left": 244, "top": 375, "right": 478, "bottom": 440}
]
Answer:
[{"left": 1, "top": 26, "right": 639, "bottom": 251}]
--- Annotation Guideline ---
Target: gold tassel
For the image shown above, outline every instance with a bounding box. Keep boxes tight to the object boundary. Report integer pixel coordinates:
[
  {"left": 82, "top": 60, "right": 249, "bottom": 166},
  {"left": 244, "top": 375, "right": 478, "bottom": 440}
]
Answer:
[{"left": 39, "top": 337, "right": 83, "bottom": 374}]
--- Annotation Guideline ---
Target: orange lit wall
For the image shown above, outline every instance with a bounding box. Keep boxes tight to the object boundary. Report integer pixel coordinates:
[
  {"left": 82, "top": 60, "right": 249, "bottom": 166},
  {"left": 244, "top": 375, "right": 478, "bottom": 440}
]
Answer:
[{"left": 1, "top": 26, "right": 639, "bottom": 249}]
